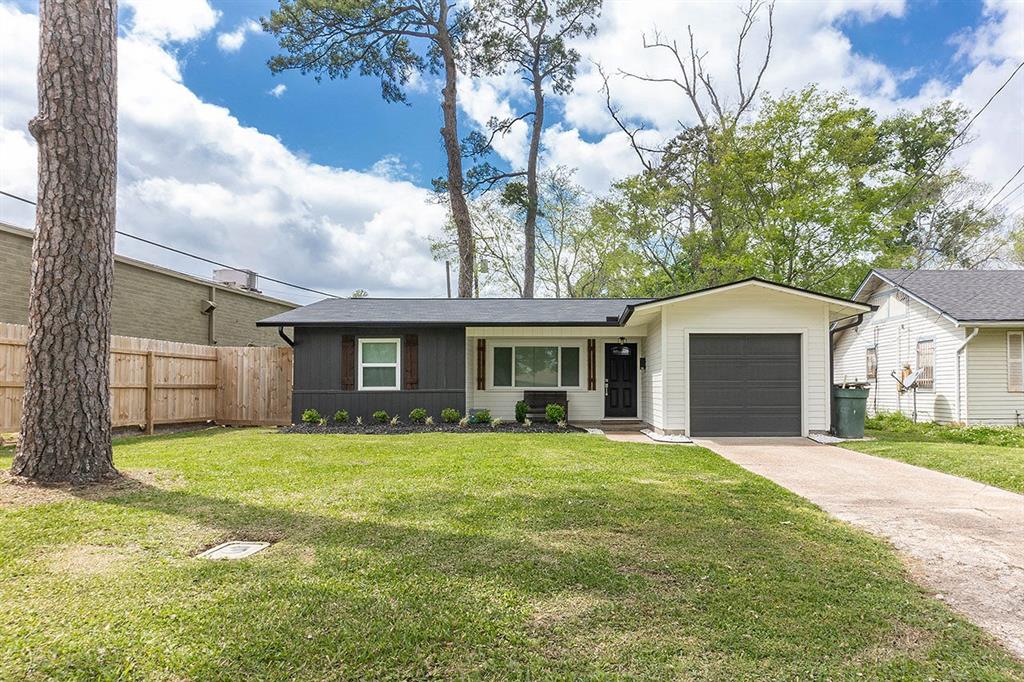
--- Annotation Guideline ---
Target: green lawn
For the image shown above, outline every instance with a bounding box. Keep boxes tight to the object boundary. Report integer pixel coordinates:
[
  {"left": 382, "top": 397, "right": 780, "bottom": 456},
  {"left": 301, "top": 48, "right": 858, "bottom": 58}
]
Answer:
[
  {"left": 841, "top": 429, "right": 1024, "bottom": 494},
  {"left": 1, "top": 430, "right": 1020, "bottom": 680}
]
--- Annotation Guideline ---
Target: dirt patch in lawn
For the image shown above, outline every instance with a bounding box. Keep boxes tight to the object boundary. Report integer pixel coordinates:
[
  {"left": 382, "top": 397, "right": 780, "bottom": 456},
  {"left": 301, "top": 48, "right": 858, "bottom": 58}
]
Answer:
[
  {"left": 530, "top": 591, "right": 609, "bottom": 629},
  {"left": 0, "top": 469, "right": 184, "bottom": 510},
  {"left": 46, "top": 544, "right": 145, "bottom": 577}
]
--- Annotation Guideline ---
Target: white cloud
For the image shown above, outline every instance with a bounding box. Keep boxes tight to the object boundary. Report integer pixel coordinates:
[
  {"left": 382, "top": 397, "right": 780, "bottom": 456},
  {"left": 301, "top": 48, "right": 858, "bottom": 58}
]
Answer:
[
  {"left": 0, "top": 1, "right": 449, "bottom": 298},
  {"left": 268, "top": 83, "right": 287, "bottom": 98},
  {"left": 217, "top": 18, "right": 262, "bottom": 53},
  {"left": 122, "top": 0, "right": 220, "bottom": 43},
  {"left": 457, "top": 0, "right": 1022, "bottom": 201}
]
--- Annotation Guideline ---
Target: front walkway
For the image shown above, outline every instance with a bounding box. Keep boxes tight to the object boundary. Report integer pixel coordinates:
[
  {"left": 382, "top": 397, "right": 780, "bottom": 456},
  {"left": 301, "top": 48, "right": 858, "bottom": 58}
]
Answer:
[{"left": 697, "top": 437, "right": 1024, "bottom": 660}]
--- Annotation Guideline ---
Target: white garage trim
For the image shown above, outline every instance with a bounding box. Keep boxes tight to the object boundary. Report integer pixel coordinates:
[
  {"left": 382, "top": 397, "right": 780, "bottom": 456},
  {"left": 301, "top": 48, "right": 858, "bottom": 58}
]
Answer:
[{"left": 683, "top": 329, "right": 809, "bottom": 436}]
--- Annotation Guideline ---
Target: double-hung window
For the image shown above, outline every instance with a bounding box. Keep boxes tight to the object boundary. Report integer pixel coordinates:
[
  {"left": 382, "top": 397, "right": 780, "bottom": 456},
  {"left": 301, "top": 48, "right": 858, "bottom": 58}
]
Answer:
[
  {"left": 916, "top": 339, "right": 934, "bottom": 389},
  {"left": 493, "top": 345, "right": 580, "bottom": 388},
  {"left": 358, "top": 338, "right": 400, "bottom": 390}
]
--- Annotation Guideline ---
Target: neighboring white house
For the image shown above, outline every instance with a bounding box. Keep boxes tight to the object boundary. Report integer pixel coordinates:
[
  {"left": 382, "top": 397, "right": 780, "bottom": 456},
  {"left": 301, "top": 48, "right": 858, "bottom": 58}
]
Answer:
[
  {"left": 262, "top": 278, "right": 870, "bottom": 436},
  {"left": 833, "top": 269, "right": 1024, "bottom": 426}
]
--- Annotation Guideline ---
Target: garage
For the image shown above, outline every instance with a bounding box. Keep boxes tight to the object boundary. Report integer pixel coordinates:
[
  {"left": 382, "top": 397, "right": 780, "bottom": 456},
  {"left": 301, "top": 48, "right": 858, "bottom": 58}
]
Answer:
[{"left": 689, "top": 333, "right": 802, "bottom": 436}]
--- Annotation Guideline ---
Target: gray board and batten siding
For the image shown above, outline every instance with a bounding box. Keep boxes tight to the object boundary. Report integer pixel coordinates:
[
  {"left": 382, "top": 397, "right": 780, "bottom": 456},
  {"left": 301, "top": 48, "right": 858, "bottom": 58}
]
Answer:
[{"left": 291, "top": 326, "right": 465, "bottom": 422}]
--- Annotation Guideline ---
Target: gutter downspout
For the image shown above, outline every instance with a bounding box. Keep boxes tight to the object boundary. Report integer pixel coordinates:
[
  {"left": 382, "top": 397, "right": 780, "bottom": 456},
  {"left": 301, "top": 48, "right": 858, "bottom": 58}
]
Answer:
[
  {"left": 829, "top": 312, "right": 865, "bottom": 435},
  {"left": 955, "top": 327, "right": 979, "bottom": 424},
  {"left": 278, "top": 326, "right": 295, "bottom": 347}
]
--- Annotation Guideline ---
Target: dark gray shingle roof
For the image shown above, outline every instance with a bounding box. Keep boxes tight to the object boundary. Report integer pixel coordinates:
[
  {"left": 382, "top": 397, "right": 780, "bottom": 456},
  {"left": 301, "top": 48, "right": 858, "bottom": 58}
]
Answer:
[
  {"left": 257, "top": 297, "right": 653, "bottom": 327},
  {"left": 873, "top": 269, "right": 1024, "bottom": 322}
]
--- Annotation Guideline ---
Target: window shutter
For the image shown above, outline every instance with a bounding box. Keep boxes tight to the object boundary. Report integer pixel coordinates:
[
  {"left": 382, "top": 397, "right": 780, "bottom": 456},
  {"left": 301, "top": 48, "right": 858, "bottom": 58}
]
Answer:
[
  {"left": 476, "top": 339, "right": 486, "bottom": 391},
  {"left": 341, "top": 335, "right": 356, "bottom": 391},
  {"left": 403, "top": 334, "right": 418, "bottom": 389},
  {"left": 1009, "top": 332, "right": 1024, "bottom": 393},
  {"left": 587, "top": 339, "right": 596, "bottom": 390}
]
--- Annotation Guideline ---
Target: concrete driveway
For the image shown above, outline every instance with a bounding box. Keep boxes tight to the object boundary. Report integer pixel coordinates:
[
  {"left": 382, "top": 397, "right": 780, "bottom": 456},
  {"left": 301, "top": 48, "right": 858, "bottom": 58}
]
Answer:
[{"left": 697, "top": 437, "right": 1024, "bottom": 659}]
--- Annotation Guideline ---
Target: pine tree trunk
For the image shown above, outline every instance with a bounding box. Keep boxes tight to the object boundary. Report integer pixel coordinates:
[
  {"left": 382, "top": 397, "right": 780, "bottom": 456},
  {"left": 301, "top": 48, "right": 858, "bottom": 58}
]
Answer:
[
  {"left": 437, "top": 1, "right": 474, "bottom": 298},
  {"left": 11, "top": 0, "right": 119, "bottom": 484},
  {"left": 522, "top": 64, "right": 544, "bottom": 299}
]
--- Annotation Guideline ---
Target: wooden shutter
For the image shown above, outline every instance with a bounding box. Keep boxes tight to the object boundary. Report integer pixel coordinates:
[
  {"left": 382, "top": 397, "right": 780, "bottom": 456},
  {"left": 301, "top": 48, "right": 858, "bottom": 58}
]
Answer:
[
  {"left": 1009, "top": 332, "right": 1024, "bottom": 393},
  {"left": 587, "top": 339, "right": 596, "bottom": 390},
  {"left": 476, "top": 339, "right": 486, "bottom": 390},
  {"left": 403, "top": 334, "right": 418, "bottom": 389},
  {"left": 341, "top": 335, "right": 356, "bottom": 390}
]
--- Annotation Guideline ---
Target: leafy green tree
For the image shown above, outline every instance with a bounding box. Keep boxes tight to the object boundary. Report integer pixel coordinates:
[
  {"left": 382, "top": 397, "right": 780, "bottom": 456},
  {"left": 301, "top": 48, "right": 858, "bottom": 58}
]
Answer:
[
  {"left": 464, "top": 0, "right": 602, "bottom": 297},
  {"left": 262, "top": 0, "right": 477, "bottom": 297}
]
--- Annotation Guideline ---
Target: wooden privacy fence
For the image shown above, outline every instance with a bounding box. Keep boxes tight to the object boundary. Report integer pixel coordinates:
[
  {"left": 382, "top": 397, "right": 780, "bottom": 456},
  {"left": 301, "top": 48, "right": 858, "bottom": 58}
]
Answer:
[{"left": 0, "top": 323, "right": 292, "bottom": 433}]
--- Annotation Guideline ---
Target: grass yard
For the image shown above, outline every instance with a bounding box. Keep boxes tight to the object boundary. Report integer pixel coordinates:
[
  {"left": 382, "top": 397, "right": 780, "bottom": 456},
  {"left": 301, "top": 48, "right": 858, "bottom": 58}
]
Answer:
[
  {"left": 1, "top": 429, "right": 1021, "bottom": 680},
  {"left": 841, "top": 414, "right": 1024, "bottom": 494}
]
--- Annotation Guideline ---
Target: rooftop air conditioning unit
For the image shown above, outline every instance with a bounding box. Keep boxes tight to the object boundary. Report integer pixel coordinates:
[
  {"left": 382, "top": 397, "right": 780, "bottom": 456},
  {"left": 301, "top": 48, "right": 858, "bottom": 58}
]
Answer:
[{"left": 213, "top": 268, "right": 260, "bottom": 293}]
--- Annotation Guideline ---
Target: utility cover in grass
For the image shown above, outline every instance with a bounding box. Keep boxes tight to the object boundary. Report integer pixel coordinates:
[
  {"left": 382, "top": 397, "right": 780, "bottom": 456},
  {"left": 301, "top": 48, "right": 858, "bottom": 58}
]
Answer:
[{"left": 196, "top": 541, "right": 270, "bottom": 560}]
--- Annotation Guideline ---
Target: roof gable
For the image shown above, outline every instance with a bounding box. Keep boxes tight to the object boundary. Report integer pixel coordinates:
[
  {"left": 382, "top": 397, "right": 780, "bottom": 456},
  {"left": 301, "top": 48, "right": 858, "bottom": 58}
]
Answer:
[{"left": 862, "top": 269, "right": 1024, "bottom": 323}]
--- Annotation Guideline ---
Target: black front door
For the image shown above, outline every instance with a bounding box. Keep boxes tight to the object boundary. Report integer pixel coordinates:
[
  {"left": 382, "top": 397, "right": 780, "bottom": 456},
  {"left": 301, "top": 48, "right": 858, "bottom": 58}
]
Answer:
[{"left": 604, "top": 343, "right": 637, "bottom": 418}]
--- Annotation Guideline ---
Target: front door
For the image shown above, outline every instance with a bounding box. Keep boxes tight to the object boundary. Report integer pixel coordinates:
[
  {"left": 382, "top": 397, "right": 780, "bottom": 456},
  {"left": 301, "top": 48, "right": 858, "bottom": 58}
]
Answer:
[{"left": 604, "top": 343, "right": 637, "bottom": 418}]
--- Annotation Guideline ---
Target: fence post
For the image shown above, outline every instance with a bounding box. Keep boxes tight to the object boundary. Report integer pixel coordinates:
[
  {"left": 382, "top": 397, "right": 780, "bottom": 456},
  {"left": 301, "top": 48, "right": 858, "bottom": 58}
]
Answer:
[{"left": 145, "top": 351, "right": 155, "bottom": 435}]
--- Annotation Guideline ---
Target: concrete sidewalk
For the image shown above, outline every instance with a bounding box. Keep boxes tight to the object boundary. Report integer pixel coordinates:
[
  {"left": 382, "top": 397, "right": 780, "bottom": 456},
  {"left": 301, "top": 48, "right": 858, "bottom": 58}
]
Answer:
[{"left": 697, "top": 437, "right": 1024, "bottom": 659}]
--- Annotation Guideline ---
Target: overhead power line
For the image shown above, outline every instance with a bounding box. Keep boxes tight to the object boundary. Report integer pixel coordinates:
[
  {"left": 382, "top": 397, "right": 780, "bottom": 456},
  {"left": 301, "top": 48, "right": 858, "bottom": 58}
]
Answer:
[{"left": 0, "top": 189, "right": 339, "bottom": 300}]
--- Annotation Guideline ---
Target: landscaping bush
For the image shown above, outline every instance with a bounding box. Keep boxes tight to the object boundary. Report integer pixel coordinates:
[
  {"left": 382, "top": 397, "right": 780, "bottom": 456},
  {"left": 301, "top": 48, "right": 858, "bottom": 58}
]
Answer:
[
  {"left": 514, "top": 400, "right": 528, "bottom": 424},
  {"left": 441, "top": 407, "right": 461, "bottom": 424},
  {"left": 333, "top": 409, "right": 349, "bottom": 423},
  {"left": 372, "top": 410, "right": 389, "bottom": 424},
  {"left": 390, "top": 415, "right": 400, "bottom": 427},
  {"left": 866, "top": 411, "right": 1024, "bottom": 448},
  {"left": 409, "top": 408, "right": 428, "bottom": 423},
  {"left": 473, "top": 409, "right": 491, "bottom": 424},
  {"left": 458, "top": 416, "right": 471, "bottom": 428},
  {"left": 301, "top": 408, "right": 322, "bottom": 424},
  {"left": 545, "top": 403, "right": 565, "bottom": 424},
  {"left": 491, "top": 418, "right": 503, "bottom": 428}
]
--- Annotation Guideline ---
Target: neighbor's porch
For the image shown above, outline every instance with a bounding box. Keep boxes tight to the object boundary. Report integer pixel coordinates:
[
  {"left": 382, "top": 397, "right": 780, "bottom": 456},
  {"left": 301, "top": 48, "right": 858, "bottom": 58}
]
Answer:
[{"left": 464, "top": 326, "right": 649, "bottom": 426}]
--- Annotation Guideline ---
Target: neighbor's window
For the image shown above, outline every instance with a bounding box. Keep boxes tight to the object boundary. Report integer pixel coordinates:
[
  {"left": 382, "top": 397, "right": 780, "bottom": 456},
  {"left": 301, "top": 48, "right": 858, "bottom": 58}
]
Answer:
[
  {"left": 492, "top": 345, "right": 581, "bottom": 388},
  {"left": 916, "top": 339, "right": 934, "bottom": 389},
  {"left": 358, "top": 338, "right": 400, "bottom": 390},
  {"left": 1008, "top": 332, "right": 1023, "bottom": 393},
  {"left": 866, "top": 347, "right": 877, "bottom": 381}
]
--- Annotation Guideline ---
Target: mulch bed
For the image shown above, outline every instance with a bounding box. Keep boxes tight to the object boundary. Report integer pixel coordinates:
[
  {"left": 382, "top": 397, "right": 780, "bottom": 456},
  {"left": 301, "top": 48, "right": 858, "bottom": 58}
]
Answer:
[{"left": 280, "top": 421, "right": 585, "bottom": 435}]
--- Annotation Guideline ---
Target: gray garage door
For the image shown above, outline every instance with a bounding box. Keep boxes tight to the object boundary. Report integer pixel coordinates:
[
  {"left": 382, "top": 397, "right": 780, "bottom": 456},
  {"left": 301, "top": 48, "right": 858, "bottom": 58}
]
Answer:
[{"left": 689, "top": 334, "right": 801, "bottom": 436}]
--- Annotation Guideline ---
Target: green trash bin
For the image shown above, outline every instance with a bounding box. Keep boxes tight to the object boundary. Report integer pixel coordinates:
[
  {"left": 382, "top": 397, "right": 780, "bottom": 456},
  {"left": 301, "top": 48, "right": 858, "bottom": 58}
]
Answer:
[{"left": 832, "top": 385, "right": 869, "bottom": 439}]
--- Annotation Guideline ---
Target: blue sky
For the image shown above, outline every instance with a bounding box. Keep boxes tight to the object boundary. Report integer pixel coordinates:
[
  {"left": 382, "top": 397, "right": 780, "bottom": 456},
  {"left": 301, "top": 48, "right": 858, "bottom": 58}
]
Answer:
[{"left": 0, "top": 0, "right": 1021, "bottom": 300}]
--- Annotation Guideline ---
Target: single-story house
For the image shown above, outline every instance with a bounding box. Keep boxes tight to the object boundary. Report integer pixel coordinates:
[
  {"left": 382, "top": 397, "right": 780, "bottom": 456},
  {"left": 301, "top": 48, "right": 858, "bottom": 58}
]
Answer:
[
  {"left": 833, "top": 269, "right": 1024, "bottom": 425},
  {"left": 258, "top": 278, "right": 870, "bottom": 436}
]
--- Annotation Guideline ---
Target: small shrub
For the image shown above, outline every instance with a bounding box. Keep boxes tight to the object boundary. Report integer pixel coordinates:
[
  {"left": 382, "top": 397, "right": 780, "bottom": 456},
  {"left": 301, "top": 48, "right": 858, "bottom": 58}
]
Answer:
[
  {"left": 409, "top": 408, "right": 428, "bottom": 423},
  {"left": 523, "top": 418, "right": 532, "bottom": 428},
  {"left": 545, "top": 403, "right": 565, "bottom": 424},
  {"left": 390, "top": 415, "right": 400, "bottom": 427},
  {"left": 372, "top": 410, "right": 389, "bottom": 424},
  {"left": 458, "top": 416, "right": 471, "bottom": 428},
  {"left": 441, "top": 407, "right": 461, "bottom": 424},
  {"left": 557, "top": 419, "right": 568, "bottom": 429},
  {"left": 356, "top": 416, "right": 363, "bottom": 426},
  {"left": 318, "top": 418, "right": 328, "bottom": 426},
  {"left": 424, "top": 415, "right": 435, "bottom": 426},
  {"left": 301, "top": 408, "right": 322, "bottom": 424},
  {"left": 491, "top": 417, "right": 503, "bottom": 428},
  {"left": 473, "top": 409, "right": 491, "bottom": 424},
  {"left": 333, "top": 409, "right": 349, "bottom": 423},
  {"left": 514, "top": 400, "right": 528, "bottom": 424}
]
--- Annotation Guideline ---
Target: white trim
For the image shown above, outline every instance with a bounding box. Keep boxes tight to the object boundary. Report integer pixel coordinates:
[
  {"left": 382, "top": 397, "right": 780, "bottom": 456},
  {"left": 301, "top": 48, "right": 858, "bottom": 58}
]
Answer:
[
  {"left": 866, "top": 271, "right": 962, "bottom": 327},
  {"left": 630, "top": 280, "right": 871, "bottom": 316},
  {"left": 357, "top": 337, "right": 401, "bottom": 391},
  {"left": 489, "top": 343, "right": 582, "bottom": 390},
  {"left": 684, "top": 329, "right": 809, "bottom": 437}
]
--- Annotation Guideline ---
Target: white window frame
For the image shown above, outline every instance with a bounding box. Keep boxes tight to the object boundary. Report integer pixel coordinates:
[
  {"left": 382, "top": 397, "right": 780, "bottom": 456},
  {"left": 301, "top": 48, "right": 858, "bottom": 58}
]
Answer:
[
  {"left": 1008, "top": 331, "right": 1024, "bottom": 393},
  {"left": 491, "top": 344, "right": 581, "bottom": 389},
  {"left": 357, "top": 337, "right": 401, "bottom": 391},
  {"left": 916, "top": 338, "right": 935, "bottom": 390}
]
